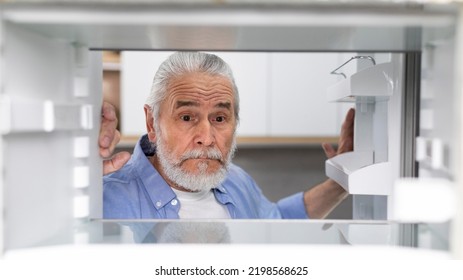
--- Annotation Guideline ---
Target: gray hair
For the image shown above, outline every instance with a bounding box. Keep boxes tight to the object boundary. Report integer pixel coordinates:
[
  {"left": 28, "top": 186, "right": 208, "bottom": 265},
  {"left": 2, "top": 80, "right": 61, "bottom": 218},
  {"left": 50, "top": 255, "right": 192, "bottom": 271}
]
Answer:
[{"left": 145, "top": 52, "right": 240, "bottom": 123}]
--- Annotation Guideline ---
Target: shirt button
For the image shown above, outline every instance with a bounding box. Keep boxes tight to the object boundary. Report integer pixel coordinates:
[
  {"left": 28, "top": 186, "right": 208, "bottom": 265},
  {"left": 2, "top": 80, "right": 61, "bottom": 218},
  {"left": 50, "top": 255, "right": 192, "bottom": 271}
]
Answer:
[
  {"left": 155, "top": 201, "right": 162, "bottom": 208},
  {"left": 171, "top": 199, "right": 178, "bottom": 206}
]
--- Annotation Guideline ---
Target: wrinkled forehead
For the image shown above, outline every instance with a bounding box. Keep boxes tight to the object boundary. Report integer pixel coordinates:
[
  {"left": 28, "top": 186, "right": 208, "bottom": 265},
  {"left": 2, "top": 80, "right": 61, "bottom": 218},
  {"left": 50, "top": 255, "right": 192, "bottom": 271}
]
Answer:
[{"left": 165, "top": 72, "right": 235, "bottom": 101}]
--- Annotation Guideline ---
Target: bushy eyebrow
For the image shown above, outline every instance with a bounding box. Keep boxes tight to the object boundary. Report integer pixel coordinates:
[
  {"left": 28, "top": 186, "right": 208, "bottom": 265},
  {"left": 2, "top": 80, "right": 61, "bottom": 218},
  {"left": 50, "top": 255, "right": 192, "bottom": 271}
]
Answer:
[
  {"left": 175, "top": 100, "right": 200, "bottom": 109},
  {"left": 175, "top": 100, "right": 232, "bottom": 111},
  {"left": 216, "top": 102, "right": 231, "bottom": 111}
]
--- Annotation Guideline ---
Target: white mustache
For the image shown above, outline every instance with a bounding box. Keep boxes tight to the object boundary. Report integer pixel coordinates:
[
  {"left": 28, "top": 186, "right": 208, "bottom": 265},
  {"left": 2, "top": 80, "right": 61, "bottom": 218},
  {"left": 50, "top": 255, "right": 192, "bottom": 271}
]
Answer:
[{"left": 179, "top": 149, "right": 223, "bottom": 163}]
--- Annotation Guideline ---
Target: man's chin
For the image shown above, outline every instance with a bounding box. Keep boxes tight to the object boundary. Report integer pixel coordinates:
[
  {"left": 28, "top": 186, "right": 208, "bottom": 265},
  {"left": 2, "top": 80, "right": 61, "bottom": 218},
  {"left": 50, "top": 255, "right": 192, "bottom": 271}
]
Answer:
[
  {"left": 182, "top": 169, "right": 221, "bottom": 177},
  {"left": 173, "top": 166, "right": 227, "bottom": 192},
  {"left": 181, "top": 162, "right": 223, "bottom": 174}
]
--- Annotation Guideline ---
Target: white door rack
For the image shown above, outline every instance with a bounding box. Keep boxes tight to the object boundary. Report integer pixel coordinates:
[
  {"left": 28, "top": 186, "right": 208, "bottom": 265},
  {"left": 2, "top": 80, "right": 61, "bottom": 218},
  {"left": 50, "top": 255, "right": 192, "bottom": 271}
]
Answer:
[
  {"left": 327, "top": 56, "right": 393, "bottom": 103},
  {"left": 325, "top": 56, "right": 394, "bottom": 196}
]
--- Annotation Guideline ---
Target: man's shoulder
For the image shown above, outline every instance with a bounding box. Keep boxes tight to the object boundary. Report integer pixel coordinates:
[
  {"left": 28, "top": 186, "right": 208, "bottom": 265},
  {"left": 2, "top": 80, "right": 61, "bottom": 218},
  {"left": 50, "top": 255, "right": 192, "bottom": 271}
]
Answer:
[
  {"left": 228, "top": 163, "right": 252, "bottom": 179},
  {"left": 224, "top": 163, "right": 258, "bottom": 189},
  {"left": 103, "top": 159, "right": 143, "bottom": 213},
  {"left": 103, "top": 160, "right": 137, "bottom": 185}
]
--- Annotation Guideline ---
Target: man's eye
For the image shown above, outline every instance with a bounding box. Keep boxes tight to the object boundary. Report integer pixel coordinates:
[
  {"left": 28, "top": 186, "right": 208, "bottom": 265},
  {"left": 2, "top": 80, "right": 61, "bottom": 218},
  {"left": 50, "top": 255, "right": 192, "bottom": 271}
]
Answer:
[
  {"left": 215, "top": 116, "right": 225, "bottom": 122},
  {"left": 181, "top": 115, "right": 191, "bottom": 121}
]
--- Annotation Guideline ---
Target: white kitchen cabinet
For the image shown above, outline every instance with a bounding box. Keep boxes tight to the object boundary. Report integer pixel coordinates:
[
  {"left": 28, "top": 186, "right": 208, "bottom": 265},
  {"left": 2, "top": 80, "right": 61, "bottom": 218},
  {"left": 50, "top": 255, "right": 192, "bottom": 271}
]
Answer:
[
  {"left": 269, "top": 53, "right": 342, "bottom": 137},
  {"left": 120, "top": 51, "right": 173, "bottom": 137}
]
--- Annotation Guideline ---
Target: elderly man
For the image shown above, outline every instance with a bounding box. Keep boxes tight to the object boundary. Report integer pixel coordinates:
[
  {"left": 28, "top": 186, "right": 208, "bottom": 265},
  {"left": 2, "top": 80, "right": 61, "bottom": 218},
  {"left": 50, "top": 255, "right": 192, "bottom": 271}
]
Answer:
[{"left": 101, "top": 52, "right": 354, "bottom": 219}]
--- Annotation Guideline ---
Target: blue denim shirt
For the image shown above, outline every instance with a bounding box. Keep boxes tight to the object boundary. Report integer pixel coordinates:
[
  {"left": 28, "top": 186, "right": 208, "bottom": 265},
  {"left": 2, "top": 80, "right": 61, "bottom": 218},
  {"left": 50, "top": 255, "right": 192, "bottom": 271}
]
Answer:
[{"left": 103, "top": 135, "right": 308, "bottom": 219}]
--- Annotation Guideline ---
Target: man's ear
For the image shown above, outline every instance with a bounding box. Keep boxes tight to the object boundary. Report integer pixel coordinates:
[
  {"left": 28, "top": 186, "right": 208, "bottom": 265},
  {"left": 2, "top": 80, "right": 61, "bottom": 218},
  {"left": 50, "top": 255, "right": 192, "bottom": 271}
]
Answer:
[{"left": 144, "top": 104, "right": 157, "bottom": 143}]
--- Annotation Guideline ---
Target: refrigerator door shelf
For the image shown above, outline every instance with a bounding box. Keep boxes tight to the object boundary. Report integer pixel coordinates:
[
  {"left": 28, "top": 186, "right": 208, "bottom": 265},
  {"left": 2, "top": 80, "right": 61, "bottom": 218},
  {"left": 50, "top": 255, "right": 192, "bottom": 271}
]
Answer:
[
  {"left": 0, "top": 96, "right": 93, "bottom": 134},
  {"left": 326, "top": 151, "right": 393, "bottom": 195},
  {"left": 327, "top": 62, "right": 394, "bottom": 103}
]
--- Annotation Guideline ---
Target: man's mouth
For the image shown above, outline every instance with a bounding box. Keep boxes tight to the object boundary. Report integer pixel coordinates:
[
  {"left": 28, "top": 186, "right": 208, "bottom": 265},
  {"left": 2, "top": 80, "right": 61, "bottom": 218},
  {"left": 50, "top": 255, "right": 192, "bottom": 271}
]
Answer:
[
  {"left": 184, "top": 157, "right": 222, "bottom": 164},
  {"left": 179, "top": 150, "right": 224, "bottom": 165}
]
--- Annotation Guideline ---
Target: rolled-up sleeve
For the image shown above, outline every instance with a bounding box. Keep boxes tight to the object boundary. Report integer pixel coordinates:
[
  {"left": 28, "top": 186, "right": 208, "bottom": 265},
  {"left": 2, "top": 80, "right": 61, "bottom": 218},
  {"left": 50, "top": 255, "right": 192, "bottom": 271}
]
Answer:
[{"left": 277, "top": 192, "right": 309, "bottom": 219}]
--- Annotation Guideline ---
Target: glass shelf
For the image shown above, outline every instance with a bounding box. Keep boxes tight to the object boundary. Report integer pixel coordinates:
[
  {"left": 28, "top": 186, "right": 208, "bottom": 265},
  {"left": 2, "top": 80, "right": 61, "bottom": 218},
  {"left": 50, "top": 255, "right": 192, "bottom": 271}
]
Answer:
[{"left": 82, "top": 219, "right": 450, "bottom": 251}]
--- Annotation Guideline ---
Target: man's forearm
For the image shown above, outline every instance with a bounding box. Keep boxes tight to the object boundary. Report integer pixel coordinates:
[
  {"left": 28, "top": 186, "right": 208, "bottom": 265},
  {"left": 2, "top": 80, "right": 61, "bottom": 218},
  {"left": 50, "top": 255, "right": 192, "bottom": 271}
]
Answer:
[{"left": 304, "top": 179, "right": 348, "bottom": 219}]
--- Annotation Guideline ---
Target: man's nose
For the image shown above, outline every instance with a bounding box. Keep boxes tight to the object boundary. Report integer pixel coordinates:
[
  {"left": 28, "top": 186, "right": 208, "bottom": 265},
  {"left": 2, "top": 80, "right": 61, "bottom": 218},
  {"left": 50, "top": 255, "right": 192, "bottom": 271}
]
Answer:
[{"left": 195, "top": 120, "right": 215, "bottom": 146}]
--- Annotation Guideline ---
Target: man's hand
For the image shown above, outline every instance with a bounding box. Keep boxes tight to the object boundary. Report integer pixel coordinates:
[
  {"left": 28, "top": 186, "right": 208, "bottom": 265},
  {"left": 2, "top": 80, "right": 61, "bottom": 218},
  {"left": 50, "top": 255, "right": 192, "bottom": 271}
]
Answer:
[
  {"left": 321, "top": 108, "right": 355, "bottom": 159},
  {"left": 100, "top": 101, "right": 130, "bottom": 175},
  {"left": 304, "top": 108, "right": 354, "bottom": 219}
]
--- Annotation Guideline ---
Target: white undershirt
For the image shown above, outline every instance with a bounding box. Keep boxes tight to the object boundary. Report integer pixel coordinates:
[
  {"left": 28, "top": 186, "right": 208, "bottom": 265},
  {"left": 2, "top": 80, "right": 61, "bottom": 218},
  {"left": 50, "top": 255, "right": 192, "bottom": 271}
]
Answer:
[{"left": 171, "top": 188, "right": 231, "bottom": 219}]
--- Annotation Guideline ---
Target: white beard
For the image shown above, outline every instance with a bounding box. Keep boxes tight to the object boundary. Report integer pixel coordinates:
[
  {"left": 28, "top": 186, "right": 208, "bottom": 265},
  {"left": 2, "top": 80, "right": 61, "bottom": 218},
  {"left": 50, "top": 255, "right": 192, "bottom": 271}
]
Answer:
[{"left": 155, "top": 135, "right": 236, "bottom": 192}]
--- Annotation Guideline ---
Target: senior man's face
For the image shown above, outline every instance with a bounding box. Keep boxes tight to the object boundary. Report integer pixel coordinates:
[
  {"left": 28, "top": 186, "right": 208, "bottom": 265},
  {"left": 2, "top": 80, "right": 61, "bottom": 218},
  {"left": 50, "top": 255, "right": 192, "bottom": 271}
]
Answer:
[{"left": 145, "top": 72, "right": 237, "bottom": 192}]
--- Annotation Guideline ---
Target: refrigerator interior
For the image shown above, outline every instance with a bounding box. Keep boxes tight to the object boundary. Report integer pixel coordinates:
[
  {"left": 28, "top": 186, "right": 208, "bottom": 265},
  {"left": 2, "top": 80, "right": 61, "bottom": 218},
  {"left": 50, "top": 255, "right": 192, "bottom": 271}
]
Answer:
[{"left": 0, "top": 1, "right": 461, "bottom": 259}]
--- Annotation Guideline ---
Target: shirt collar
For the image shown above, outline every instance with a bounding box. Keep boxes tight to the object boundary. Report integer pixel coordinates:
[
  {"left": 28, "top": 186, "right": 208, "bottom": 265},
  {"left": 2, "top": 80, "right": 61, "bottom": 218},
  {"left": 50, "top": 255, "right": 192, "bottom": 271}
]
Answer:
[{"left": 215, "top": 184, "right": 227, "bottom": 194}]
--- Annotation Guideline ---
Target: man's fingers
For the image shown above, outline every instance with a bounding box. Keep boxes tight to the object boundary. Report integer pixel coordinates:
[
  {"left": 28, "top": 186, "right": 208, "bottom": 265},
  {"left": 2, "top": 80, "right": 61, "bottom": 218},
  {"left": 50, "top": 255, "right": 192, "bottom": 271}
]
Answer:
[
  {"left": 103, "top": 151, "right": 131, "bottom": 175},
  {"left": 99, "top": 102, "right": 119, "bottom": 157},
  {"left": 338, "top": 108, "right": 355, "bottom": 154},
  {"left": 100, "top": 130, "right": 121, "bottom": 159},
  {"left": 346, "top": 107, "right": 355, "bottom": 122},
  {"left": 102, "top": 101, "right": 118, "bottom": 121},
  {"left": 322, "top": 142, "right": 337, "bottom": 159},
  {"left": 109, "top": 130, "right": 121, "bottom": 154},
  {"left": 325, "top": 108, "right": 355, "bottom": 158},
  {"left": 341, "top": 108, "right": 355, "bottom": 133},
  {"left": 100, "top": 102, "right": 127, "bottom": 175}
]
